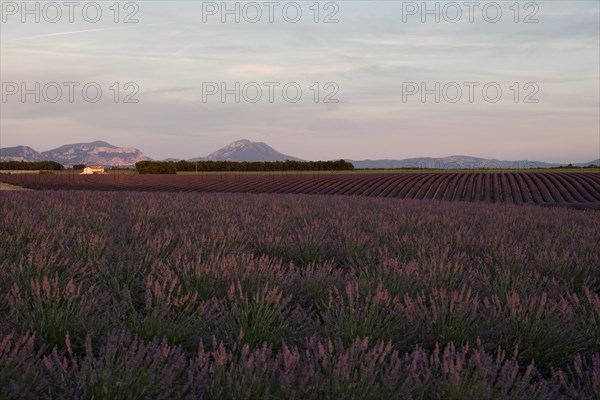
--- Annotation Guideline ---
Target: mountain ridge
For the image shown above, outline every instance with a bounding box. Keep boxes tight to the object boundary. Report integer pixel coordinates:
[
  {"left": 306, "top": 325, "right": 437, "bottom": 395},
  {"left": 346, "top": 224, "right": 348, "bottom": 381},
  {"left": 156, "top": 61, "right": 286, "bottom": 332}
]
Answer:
[
  {"left": 348, "top": 156, "right": 600, "bottom": 169},
  {"left": 1, "top": 139, "right": 597, "bottom": 168},
  {"left": 189, "top": 139, "right": 303, "bottom": 162},
  {"left": 0, "top": 146, "right": 44, "bottom": 162},
  {"left": 0, "top": 141, "right": 149, "bottom": 166}
]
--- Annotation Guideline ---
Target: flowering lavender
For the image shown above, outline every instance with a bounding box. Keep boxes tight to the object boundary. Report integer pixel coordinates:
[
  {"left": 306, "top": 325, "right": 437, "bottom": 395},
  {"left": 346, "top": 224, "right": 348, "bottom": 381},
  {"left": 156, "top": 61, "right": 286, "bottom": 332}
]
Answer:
[{"left": 0, "top": 191, "right": 599, "bottom": 398}]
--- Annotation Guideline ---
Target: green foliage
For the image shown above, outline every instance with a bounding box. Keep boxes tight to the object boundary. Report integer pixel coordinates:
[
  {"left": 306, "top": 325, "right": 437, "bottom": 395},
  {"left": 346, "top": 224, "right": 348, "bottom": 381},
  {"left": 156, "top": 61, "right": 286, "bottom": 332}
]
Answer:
[
  {"left": 7, "top": 274, "right": 97, "bottom": 348},
  {"left": 0, "top": 161, "right": 64, "bottom": 170},
  {"left": 217, "top": 282, "right": 292, "bottom": 349},
  {"left": 135, "top": 161, "right": 177, "bottom": 174},
  {"left": 128, "top": 277, "right": 216, "bottom": 350},
  {"left": 174, "top": 159, "right": 354, "bottom": 172},
  {"left": 319, "top": 283, "right": 406, "bottom": 346}
]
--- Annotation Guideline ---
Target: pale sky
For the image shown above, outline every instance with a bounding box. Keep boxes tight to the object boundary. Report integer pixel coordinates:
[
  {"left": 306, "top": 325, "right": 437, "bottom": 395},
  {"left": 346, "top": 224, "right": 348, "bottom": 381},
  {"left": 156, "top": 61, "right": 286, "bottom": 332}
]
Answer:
[{"left": 1, "top": 1, "right": 599, "bottom": 162}]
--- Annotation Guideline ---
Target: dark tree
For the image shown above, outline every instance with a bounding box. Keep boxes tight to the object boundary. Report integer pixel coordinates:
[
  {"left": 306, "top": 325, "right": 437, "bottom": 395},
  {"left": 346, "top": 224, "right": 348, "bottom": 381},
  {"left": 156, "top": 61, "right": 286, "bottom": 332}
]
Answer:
[
  {"left": 0, "top": 161, "right": 64, "bottom": 171},
  {"left": 135, "top": 161, "right": 177, "bottom": 174}
]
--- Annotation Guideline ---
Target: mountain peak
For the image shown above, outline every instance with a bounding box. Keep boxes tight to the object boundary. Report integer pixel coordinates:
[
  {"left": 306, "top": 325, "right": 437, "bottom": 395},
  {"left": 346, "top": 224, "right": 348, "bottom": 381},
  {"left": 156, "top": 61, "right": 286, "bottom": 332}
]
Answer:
[
  {"left": 87, "top": 140, "right": 115, "bottom": 147},
  {"left": 223, "top": 139, "right": 254, "bottom": 150},
  {"left": 200, "top": 139, "right": 303, "bottom": 162},
  {"left": 0, "top": 141, "right": 149, "bottom": 166},
  {"left": 49, "top": 140, "right": 117, "bottom": 152},
  {"left": 229, "top": 139, "right": 252, "bottom": 145},
  {"left": 41, "top": 141, "right": 148, "bottom": 166},
  {"left": 0, "top": 145, "right": 43, "bottom": 162}
]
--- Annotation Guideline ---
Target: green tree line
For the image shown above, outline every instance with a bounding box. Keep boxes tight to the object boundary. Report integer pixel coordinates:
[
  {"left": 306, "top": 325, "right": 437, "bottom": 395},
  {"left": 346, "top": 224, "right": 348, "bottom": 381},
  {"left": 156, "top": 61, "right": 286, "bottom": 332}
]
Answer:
[
  {"left": 136, "top": 160, "right": 354, "bottom": 174},
  {"left": 0, "top": 161, "right": 64, "bottom": 171},
  {"left": 135, "top": 161, "right": 178, "bottom": 174}
]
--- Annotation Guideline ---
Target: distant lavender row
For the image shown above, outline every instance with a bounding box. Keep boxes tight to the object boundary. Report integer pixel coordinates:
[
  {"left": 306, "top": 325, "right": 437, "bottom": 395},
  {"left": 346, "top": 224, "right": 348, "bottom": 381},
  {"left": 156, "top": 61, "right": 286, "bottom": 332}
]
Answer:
[
  {"left": 1, "top": 191, "right": 599, "bottom": 398},
  {"left": 2, "top": 172, "right": 599, "bottom": 206}
]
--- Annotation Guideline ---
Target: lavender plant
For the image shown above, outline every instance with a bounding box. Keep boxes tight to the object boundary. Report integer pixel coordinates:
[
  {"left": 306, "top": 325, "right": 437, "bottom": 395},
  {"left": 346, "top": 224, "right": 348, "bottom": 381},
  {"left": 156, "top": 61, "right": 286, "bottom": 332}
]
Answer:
[{"left": 0, "top": 191, "right": 598, "bottom": 398}]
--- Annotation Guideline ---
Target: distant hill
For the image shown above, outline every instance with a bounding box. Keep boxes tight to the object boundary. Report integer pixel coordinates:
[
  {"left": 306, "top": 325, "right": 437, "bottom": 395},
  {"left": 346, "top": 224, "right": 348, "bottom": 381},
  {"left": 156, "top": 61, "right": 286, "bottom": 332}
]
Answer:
[
  {"left": 189, "top": 139, "right": 303, "bottom": 162},
  {"left": 575, "top": 159, "right": 600, "bottom": 167},
  {"left": 348, "top": 155, "right": 600, "bottom": 169},
  {"left": 0, "top": 141, "right": 150, "bottom": 166},
  {"left": 2, "top": 139, "right": 596, "bottom": 168},
  {"left": 0, "top": 146, "right": 44, "bottom": 162}
]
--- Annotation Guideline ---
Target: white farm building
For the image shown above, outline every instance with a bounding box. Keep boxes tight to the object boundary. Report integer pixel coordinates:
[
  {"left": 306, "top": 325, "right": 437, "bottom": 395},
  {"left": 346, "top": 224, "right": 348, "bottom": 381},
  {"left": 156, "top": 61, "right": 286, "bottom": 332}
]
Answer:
[{"left": 80, "top": 166, "right": 106, "bottom": 175}]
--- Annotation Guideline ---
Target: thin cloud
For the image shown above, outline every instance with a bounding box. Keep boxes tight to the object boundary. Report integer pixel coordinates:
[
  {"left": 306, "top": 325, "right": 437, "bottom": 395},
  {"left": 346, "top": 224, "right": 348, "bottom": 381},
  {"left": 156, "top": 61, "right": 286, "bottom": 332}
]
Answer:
[{"left": 12, "top": 23, "right": 167, "bottom": 41}]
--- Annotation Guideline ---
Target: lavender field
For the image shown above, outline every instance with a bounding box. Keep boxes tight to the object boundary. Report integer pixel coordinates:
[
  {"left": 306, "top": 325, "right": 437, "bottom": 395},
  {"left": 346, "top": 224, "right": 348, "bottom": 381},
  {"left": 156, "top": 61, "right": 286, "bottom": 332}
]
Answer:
[{"left": 1, "top": 191, "right": 599, "bottom": 399}]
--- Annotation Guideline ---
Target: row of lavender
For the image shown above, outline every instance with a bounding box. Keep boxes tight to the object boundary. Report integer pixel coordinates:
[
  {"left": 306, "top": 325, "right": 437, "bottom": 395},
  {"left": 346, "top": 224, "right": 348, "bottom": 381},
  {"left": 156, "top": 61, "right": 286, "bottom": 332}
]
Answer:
[
  {"left": 1, "top": 191, "right": 599, "bottom": 398},
  {"left": 2, "top": 172, "right": 600, "bottom": 205}
]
